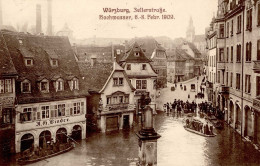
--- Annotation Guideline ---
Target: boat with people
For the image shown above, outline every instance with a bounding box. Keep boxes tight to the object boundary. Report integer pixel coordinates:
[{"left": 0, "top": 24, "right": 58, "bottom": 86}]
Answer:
[
  {"left": 183, "top": 116, "right": 217, "bottom": 137},
  {"left": 17, "top": 142, "right": 75, "bottom": 165},
  {"left": 17, "top": 133, "right": 77, "bottom": 165}
]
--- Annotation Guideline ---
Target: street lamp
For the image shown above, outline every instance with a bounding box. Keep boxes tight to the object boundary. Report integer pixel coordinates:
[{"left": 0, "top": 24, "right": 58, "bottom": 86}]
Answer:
[{"left": 136, "top": 94, "right": 161, "bottom": 166}]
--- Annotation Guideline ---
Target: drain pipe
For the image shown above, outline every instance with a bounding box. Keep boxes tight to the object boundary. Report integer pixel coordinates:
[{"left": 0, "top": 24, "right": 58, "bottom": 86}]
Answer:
[{"left": 241, "top": 4, "right": 245, "bottom": 137}]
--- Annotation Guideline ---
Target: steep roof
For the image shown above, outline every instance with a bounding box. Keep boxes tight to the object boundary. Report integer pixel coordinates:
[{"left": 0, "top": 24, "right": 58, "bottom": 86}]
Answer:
[
  {"left": 166, "top": 49, "right": 186, "bottom": 62},
  {"left": 185, "top": 42, "right": 202, "bottom": 58},
  {"left": 78, "top": 62, "right": 113, "bottom": 92},
  {"left": 0, "top": 31, "right": 17, "bottom": 77},
  {"left": 120, "top": 42, "right": 151, "bottom": 63},
  {"left": 2, "top": 31, "right": 88, "bottom": 104}
]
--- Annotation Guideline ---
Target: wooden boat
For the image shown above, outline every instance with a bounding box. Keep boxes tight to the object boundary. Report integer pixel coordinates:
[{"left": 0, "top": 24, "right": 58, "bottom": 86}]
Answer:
[
  {"left": 205, "top": 115, "right": 224, "bottom": 129},
  {"left": 184, "top": 125, "right": 217, "bottom": 137},
  {"left": 17, "top": 143, "right": 75, "bottom": 165}
]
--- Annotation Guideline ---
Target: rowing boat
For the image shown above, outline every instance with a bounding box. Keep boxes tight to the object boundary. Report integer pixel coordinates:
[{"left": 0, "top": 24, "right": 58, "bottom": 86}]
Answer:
[{"left": 184, "top": 125, "right": 216, "bottom": 137}]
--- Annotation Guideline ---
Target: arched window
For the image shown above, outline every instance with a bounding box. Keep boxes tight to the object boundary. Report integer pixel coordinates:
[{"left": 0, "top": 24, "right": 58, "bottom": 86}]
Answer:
[
  {"left": 69, "top": 77, "right": 79, "bottom": 90},
  {"left": 21, "top": 79, "right": 31, "bottom": 93}
]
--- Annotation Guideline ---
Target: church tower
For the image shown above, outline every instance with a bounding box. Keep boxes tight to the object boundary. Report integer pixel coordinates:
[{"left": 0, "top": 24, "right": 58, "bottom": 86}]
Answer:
[{"left": 186, "top": 17, "right": 195, "bottom": 42}]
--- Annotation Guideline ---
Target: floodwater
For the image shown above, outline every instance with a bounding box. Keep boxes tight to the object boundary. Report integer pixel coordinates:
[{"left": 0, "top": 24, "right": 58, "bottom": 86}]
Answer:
[{"left": 1, "top": 112, "right": 260, "bottom": 166}]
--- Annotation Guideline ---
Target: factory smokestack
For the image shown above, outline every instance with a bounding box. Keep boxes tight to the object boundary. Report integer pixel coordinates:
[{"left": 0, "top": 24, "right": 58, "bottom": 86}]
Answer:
[
  {"left": 47, "top": 0, "right": 52, "bottom": 35},
  {"left": 36, "top": 4, "right": 42, "bottom": 34}
]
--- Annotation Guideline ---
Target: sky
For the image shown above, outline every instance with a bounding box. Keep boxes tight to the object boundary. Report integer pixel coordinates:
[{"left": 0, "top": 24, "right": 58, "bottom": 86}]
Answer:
[{"left": 2, "top": 0, "right": 218, "bottom": 39}]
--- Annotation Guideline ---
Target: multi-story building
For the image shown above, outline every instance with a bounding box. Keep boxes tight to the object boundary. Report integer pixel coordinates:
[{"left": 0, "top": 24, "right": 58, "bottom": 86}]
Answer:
[
  {"left": 0, "top": 31, "right": 17, "bottom": 154},
  {"left": 212, "top": 0, "right": 260, "bottom": 147},
  {"left": 129, "top": 37, "right": 167, "bottom": 88},
  {"left": 1, "top": 31, "right": 88, "bottom": 153},
  {"left": 166, "top": 49, "right": 187, "bottom": 83},
  {"left": 119, "top": 42, "right": 158, "bottom": 116},
  {"left": 206, "top": 17, "right": 217, "bottom": 103},
  {"left": 79, "top": 59, "right": 135, "bottom": 133}
]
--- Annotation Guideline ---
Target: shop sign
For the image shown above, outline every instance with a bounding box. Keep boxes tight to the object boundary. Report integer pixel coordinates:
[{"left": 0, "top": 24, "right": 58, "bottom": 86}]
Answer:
[{"left": 36, "top": 118, "right": 69, "bottom": 127}]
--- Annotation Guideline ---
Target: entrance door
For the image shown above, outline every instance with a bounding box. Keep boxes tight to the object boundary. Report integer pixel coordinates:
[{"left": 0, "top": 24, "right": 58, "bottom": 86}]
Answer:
[
  {"left": 123, "top": 115, "right": 130, "bottom": 129},
  {"left": 39, "top": 130, "right": 52, "bottom": 148},
  {"left": 71, "top": 125, "right": 82, "bottom": 140},
  {"left": 106, "top": 116, "right": 118, "bottom": 132},
  {"left": 21, "top": 134, "right": 34, "bottom": 152},
  {"left": 56, "top": 128, "right": 67, "bottom": 144}
]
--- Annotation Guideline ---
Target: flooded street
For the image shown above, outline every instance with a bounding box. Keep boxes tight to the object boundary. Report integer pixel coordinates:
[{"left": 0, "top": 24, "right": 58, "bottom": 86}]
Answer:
[{"left": 2, "top": 111, "right": 260, "bottom": 166}]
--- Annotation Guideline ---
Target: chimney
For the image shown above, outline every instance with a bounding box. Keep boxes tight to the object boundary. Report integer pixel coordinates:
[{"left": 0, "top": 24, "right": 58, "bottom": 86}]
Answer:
[
  {"left": 90, "top": 55, "right": 97, "bottom": 67},
  {"left": 47, "top": 0, "right": 52, "bottom": 35},
  {"left": 36, "top": 4, "right": 42, "bottom": 34},
  {"left": 0, "top": 0, "right": 3, "bottom": 29}
]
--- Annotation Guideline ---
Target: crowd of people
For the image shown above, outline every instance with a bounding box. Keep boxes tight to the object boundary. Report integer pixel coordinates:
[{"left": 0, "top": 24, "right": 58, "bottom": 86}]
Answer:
[
  {"left": 198, "top": 102, "right": 225, "bottom": 120},
  {"left": 164, "top": 99, "right": 197, "bottom": 114}
]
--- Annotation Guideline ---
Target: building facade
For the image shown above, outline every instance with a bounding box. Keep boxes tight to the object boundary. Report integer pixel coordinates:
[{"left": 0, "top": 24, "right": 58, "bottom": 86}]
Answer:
[
  {"left": 212, "top": 0, "right": 260, "bottom": 147},
  {"left": 1, "top": 31, "right": 88, "bottom": 153},
  {"left": 120, "top": 42, "right": 158, "bottom": 116},
  {"left": 0, "top": 32, "right": 17, "bottom": 154}
]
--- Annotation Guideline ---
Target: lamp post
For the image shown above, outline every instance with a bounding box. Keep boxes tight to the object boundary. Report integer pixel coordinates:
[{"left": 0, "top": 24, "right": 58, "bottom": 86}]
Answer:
[{"left": 136, "top": 94, "right": 161, "bottom": 166}]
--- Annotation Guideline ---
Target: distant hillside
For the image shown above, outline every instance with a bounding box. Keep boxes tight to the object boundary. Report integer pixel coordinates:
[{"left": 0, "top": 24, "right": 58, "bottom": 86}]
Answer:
[{"left": 75, "top": 37, "right": 129, "bottom": 46}]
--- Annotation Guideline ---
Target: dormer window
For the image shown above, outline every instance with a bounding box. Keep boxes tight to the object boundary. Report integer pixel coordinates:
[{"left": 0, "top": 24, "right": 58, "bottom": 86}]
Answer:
[
  {"left": 69, "top": 78, "right": 79, "bottom": 90},
  {"left": 55, "top": 78, "right": 64, "bottom": 91},
  {"left": 25, "top": 58, "right": 33, "bottom": 66},
  {"left": 116, "top": 49, "right": 121, "bottom": 55},
  {"left": 51, "top": 59, "right": 58, "bottom": 67},
  {"left": 40, "top": 79, "right": 49, "bottom": 93},
  {"left": 21, "top": 79, "right": 31, "bottom": 93},
  {"left": 134, "top": 52, "right": 140, "bottom": 57}
]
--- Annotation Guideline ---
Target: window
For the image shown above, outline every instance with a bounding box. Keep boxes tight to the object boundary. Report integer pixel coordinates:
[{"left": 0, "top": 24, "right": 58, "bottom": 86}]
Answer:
[
  {"left": 56, "top": 79, "right": 64, "bottom": 91},
  {"left": 112, "top": 96, "right": 117, "bottom": 104},
  {"left": 119, "top": 78, "right": 123, "bottom": 85},
  {"left": 246, "top": 9, "right": 252, "bottom": 31},
  {"left": 18, "top": 39, "right": 23, "bottom": 45},
  {"left": 124, "top": 96, "right": 129, "bottom": 103},
  {"left": 217, "top": 71, "right": 220, "bottom": 83},
  {"left": 246, "top": 42, "right": 252, "bottom": 62},
  {"left": 40, "top": 80, "right": 49, "bottom": 93},
  {"left": 245, "top": 75, "right": 251, "bottom": 94},
  {"left": 41, "top": 106, "right": 50, "bottom": 119},
  {"left": 236, "top": 73, "right": 241, "bottom": 90},
  {"left": 50, "top": 105, "right": 58, "bottom": 118},
  {"left": 226, "top": 47, "right": 229, "bottom": 62},
  {"left": 257, "top": 40, "right": 260, "bottom": 60},
  {"left": 136, "top": 80, "right": 147, "bottom": 89},
  {"left": 69, "top": 78, "right": 79, "bottom": 90},
  {"left": 230, "top": 73, "right": 233, "bottom": 87},
  {"left": 237, "top": 15, "right": 242, "bottom": 33},
  {"left": 142, "top": 64, "right": 147, "bottom": 70},
  {"left": 226, "top": 22, "right": 229, "bottom": 37},
  {"left": 73, "top": 102, "right": 81, "bottom": 115},
  {"left": 25, "top": 58, "right": 33, "bottom": 66},
  {"left": 257, "top": 76, "right": 260, "bottom": 96},
  {"left": 21, "top": 80, "right": 31, "bottom": 93},
  {"left": 1, "top": 109, "right": 12, "bottom": 124},
  {"left": 236, "top": 44, "right": 241, "bottom": 62},
  {"left": 58, "top": 104, "right": 65, "bottom": 117},
  {"left": 126, "top": 64, "right": 131, "bottom": 70},
  {"left": 119, "top": 96, "right": 123, "bottom": 103},
  {"left": 219, "top": 24, "right": 224, "bottom": 38},
  {"left": 20, "top": 107, "right": 32, "bottom": 122},
  {"left": 226, "top": 72, "right": 229, "bottom": 86},
  {"left": 107, "top": 97, "right": 111, "bottom": 105},
  {"left": 116, "top": 49, "right": 120, "bottom": 55},
  {"left": 113, "top": 78, "right": 123, "bottom": 86},
  {"left": 142, "top": 80, "right": 147, "bottom": 89},
  {"left": 231, "top": 20, "right": 233, "bottom": 36},
  {"left": 219, "top": 48, "right": 224, "bottom": 62},
  {"left": 0, "top": 79, "right": 12, "bottom": 93},
  {"left": 134, "top": 52, "right": 139, "bottom": 57},
  {"left": 231, "top": 46, "right": 233, "bottom": 62},
  {"left": 51, "top": 59, "right": 58, "bottom": 67},
  {"left": 258, "top": 3, "right": 260, "bottom": 26}
]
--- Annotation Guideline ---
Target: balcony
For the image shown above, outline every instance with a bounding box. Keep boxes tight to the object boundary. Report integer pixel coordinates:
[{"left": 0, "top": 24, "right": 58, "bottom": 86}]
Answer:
[
  {"left": 217, "top": 61, "right": 226, "bottom": 70},
  {"left": 220, "top": 86, "right": 229, "bottom": 97},
  {"left": 135, "top": 90, "right": 149, "bottom": 96},
  {"left": 253, "top": 97, "right": 260, "bottom": 111},
  {"left": 253, "top": 60, "right": 260, "bottom": 73}
]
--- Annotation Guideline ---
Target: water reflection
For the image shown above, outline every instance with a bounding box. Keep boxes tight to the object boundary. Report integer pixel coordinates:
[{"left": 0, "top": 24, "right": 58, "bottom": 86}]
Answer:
[{"left": 1, "top": 112, "right": 260, "bottom": 166}]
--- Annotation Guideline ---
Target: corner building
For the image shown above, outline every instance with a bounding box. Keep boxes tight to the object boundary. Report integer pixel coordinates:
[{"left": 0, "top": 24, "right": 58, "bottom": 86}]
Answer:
[{"left": 1, "top": 31, "right": 88, "bottom": 153}]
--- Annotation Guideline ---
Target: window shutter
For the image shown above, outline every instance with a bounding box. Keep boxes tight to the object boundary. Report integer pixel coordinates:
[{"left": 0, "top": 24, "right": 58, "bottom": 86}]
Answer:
[
  {"left": 81, "top": 102, "right": 84, "bottom": 114},
  {"left": 66, "top": 103, "right": 70, "bottom": 116},
  {"left": 32, "top": 111, "right": 36, "bottom": 121}
]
